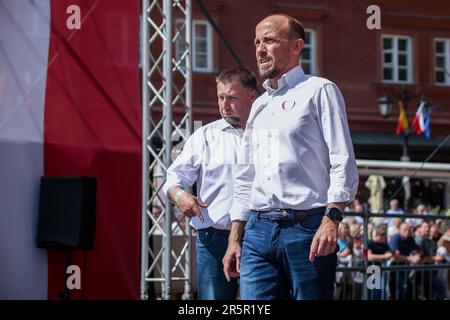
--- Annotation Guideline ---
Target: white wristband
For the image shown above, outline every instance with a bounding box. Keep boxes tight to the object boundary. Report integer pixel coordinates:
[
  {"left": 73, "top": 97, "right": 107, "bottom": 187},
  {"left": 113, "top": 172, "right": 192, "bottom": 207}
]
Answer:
[{"left": 174, "top": 189, "right": 186, "bottom": 204}]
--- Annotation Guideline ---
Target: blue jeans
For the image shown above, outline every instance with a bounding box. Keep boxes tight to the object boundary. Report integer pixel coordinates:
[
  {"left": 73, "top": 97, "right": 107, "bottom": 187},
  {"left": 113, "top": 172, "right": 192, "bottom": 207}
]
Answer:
[
  {"left": 196, "top": 228, "right": 239, "bottom": 300},
  {"left": 240, "top": 209, "right": 337, "bottom": 300}
]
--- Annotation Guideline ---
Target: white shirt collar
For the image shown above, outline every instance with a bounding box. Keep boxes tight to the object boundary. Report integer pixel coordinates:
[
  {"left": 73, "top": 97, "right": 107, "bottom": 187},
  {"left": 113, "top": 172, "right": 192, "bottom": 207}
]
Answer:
[
  {"left": 218, "top": 118, "right": 243, "bottom": 133},
  {"left": 217, "top": 118, "right": 232, "bottom": 130},
  {"left": 262, "top": 65, "right": 305, "bottom": 95}
]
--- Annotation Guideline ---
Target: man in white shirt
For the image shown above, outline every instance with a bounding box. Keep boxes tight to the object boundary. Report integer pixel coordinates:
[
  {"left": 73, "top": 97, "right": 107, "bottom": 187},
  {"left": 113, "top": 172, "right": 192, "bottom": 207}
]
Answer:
[
  {"left": 223, "top": 14, "right": 359, "bottom": 299},
  {"left": 163, "top": 67, "right": 257, "bottom": 299},
  {"left": 385, "top": 198, "right": 404, "bottom": 226}
]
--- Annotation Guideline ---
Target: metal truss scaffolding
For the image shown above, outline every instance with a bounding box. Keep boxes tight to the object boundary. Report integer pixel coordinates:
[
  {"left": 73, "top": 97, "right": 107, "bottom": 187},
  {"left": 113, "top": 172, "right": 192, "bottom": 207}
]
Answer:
[{"left": 141, "top": 0, "right": 192, "bottom": 300}]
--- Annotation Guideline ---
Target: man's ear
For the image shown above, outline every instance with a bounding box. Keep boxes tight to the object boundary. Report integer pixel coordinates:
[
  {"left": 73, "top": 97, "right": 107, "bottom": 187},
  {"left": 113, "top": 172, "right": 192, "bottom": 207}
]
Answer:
[{"left": 293, "top": 38, "right": 304, "bottom": 57}]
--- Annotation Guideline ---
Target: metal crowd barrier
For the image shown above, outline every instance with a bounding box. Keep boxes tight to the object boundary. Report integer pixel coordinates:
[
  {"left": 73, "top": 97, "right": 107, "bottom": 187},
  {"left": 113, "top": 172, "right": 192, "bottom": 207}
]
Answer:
[
  {"left": 335, "top": 264, "right": 450, "bottom": 300},
  {"left": 335, "top": 211, "right": 450, "bottom": 300}
]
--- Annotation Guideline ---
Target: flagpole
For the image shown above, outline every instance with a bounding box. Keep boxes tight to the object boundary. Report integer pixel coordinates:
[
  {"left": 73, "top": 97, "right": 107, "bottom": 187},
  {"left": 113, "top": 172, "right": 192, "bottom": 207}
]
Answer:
[
  {"left": 401, "top": 90, "right": 411, "bottom": 214},
  {"left": 400, "top": 133, "right": 410, "bottom": 214}
]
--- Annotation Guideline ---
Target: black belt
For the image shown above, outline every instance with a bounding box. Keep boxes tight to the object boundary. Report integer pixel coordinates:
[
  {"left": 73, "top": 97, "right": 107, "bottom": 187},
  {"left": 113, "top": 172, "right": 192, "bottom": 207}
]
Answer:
[
  {"left": 251, "top": 207, "right": 326, "bottom": 222},
  {"left": 197, "top": 227, "right": 230, "bottom": 236}
]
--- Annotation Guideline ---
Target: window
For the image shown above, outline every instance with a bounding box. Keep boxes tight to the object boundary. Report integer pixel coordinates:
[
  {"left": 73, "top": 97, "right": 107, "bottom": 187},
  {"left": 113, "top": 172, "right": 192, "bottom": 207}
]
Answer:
[
  {"left": 193, "top": 21, "right": 213, "bottom": 72},
  {"left": 301, "top": 29, "right": 317, "bottom": 75},
  {"left": 381, "top": 35, "right": 413, "bottom": 83},
  {"left": 175, "top": 20, "right": 213, "bottom": 73},
  {"left": 434, "top": 39, "right": 450, "bottom": 85}
]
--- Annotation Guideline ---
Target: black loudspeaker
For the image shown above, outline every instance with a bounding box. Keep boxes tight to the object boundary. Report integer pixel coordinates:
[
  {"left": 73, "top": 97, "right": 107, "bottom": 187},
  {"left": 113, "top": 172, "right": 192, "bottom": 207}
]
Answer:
[{"left": 37, "top": 176, "right": 97, "bottom": 249}]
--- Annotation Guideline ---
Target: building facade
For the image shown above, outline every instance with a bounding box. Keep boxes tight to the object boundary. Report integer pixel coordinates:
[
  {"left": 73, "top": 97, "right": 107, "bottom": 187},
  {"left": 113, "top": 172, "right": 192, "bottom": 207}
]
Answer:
[
  {"left": 184, "top": 0, "right": 450, "bottom": 160},
  {"left": 181, "top": 0, "right": 450, "bottom": 211}
]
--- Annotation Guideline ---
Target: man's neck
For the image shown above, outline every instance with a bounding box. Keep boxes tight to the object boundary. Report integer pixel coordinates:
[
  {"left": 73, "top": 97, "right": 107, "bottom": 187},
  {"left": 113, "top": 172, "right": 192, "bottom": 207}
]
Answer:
[
  {"left": 267, "top": 65, "right": 298, "bottom": 90},
  {"left": 269, "top": 77, "right": 281, "bottom": 90},
  {"left": 230, "top": 121, "right": 245, "bottom": 131}
]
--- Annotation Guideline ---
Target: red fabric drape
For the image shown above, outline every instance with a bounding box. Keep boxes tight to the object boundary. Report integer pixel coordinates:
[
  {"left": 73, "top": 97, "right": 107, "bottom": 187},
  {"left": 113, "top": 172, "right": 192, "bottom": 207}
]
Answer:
[{"left": 44, "top": 0, "right": 141, "bottom": 299}]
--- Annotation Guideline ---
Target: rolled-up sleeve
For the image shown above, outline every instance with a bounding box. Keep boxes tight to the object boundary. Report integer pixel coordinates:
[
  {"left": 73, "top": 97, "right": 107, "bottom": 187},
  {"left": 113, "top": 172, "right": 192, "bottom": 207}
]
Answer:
[
  {"left": 317, "top": 83, "right": 359, "bottom": 204},
  {"left": 229, "top": 128, "right": 255, "bottom": 222},
  {"left": 162, "top": 130, "right": 203, "bottom": 196}
]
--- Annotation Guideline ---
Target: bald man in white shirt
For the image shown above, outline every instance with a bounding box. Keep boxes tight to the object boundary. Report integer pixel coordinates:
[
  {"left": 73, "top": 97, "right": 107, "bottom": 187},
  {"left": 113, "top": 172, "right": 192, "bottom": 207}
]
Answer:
[
  {"left": 223, "top": 14, "right": 359, "bottom": 300},
  {"left": 163, "top": 67, "right": 257, "bottom": 300}
]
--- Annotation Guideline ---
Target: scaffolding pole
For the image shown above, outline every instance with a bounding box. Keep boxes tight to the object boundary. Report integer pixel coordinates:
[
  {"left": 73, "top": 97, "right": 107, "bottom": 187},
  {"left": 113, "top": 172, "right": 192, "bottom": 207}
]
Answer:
[{"left": 141, "top": 0, "right": 192, "bottom": 300}]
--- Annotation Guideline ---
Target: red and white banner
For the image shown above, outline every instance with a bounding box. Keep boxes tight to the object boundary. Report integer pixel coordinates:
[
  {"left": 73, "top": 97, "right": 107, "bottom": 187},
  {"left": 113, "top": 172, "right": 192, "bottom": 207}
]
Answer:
[
  {"left": 412, "top": 101, "right": 426, "bottom": 136},
  {"left": 0, "top": 0, "right": 141, "bottom": 299}
]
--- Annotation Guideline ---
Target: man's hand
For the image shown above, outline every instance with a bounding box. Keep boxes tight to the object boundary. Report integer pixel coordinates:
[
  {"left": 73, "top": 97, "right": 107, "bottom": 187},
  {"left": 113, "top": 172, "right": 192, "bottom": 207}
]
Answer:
[
  {"left": 309, "top": 216, "right": 339, "bottom": 262},
  {"left": 168, "top": 187, "right": 207, "bottom": 222},
  {"left": 222, "top": 240, "right": 241, "bottom": 282},
  {"left": 223, "top": 221, "right": 245, "bottom": 282},
  {"left": 408, "top": 253, "right": 422, "bottom": 265},
  {"left": 384, "top": 252, "right": 393, "bottom": 260},
  {"left": 394, "top": 250, "right": 407, "bottom": 263},
  {"left": 309, "top": 202, "right": 345, "bottom": 262}
]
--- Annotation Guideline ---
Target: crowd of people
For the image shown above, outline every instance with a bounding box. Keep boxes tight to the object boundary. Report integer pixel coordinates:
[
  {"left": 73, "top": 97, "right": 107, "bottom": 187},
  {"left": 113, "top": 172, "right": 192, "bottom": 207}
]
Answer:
[{"left": 336, "top": 198, "right": 450, "bottom": 300}]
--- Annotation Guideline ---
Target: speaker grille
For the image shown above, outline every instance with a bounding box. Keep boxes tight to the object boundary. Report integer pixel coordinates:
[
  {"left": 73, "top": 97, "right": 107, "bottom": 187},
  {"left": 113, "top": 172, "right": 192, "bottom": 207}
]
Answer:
[{"left": 37, "top": 176, "right": 97, "bottom": 249}]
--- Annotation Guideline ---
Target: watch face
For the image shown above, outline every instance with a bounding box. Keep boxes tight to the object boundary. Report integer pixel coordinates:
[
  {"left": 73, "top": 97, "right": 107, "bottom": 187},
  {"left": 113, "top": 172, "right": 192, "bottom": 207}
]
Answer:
[{"left": 328, "top": 208, "right": 342, "bottom": 220}]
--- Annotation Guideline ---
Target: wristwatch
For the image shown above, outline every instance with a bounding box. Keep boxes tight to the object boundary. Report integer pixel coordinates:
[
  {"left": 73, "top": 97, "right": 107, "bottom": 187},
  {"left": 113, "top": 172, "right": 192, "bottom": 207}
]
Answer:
[{"left": 325, "top": 207, "right": 343, "bottom": 222}]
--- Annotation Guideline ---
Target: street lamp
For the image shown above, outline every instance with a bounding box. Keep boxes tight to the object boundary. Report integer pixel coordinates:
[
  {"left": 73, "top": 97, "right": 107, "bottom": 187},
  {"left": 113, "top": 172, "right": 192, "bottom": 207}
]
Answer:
[{"left": 377, "top": 96, "right": 392, "bottom": 118}]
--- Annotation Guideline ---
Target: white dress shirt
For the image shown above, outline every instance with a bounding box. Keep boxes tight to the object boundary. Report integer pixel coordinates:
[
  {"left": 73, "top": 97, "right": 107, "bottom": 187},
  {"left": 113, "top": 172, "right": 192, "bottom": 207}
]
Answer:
[
  {"left": 386, "top": 208, "right": 404, "bottom": 226},
  {"left": 163, "top": 118, "right": 243, "bottom": 230},
  {"left": 229, "top": 66, "right": 359, "bottom": 221}
]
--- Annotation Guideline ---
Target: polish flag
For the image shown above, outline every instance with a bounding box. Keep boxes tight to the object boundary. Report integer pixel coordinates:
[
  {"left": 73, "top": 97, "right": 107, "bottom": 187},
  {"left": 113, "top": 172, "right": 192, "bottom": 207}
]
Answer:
[
  {"left": 0, "top": 1, "right": 141, "bottom": 299},
  {"left": 411, "top": 101, "right": 426, "bottom": 136}
]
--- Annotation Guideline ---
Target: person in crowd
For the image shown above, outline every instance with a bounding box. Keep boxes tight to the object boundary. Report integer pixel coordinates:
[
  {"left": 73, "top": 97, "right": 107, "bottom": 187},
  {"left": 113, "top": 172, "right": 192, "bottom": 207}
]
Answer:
[
  {"left": 351, "top": 236, "right": 364, "bottom": 299},
  {"left": 389, "top": 223, "right": 421, "bottom": 299},
  {"left": 414, "top": 221, "right": 446, "bottom": 299},
  {"left": 335, "top": 223, "right": 354, "bottom": 299},
  {"left": 436, "top": 233, "right": 450, "bottom": 299},
  {"left": 368, "top": 226, "right": 393, "bottom": 299},
  {"left": 430, "top": 224, "right": 442, "bottom": 244},
  {"left": 385, "top": 199, "right": 404, "bottom": 227},
  {"left": 387, "top": 217, "right": 402, "bottom": 241},
  {"left": 369, "top": 226, "right": 393, "bottom": 265},
  {"left": 349, "top": 223, "right": 362, "bottom": 239},
  {"left": 407, "top": 204, "right": 427, "bottom": 227}
]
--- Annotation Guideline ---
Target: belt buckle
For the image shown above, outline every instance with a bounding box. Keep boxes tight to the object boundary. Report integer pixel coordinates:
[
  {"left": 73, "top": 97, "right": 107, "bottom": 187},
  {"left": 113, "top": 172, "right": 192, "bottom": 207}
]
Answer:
[
  {"left": 276, "top": 209, "right": 290, "bottom": 221},
  {"left": 295, "top": 212, "right": 307, "bottom": 222}
]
